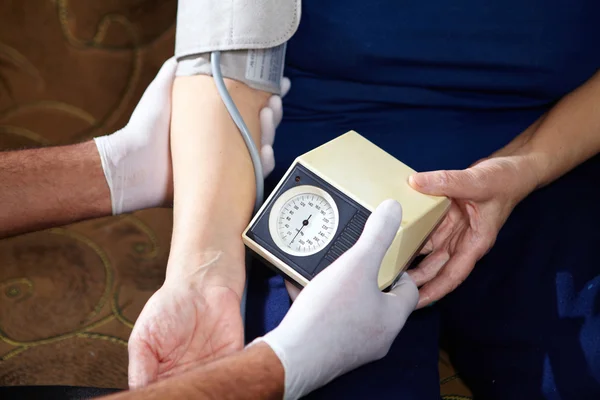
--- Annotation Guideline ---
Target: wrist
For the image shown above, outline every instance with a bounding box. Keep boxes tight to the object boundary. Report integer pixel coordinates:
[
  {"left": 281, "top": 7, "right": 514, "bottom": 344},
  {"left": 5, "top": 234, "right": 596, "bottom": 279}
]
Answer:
[
  {"left": 484, "top": 140, "right": 547, "bottom": 202},
  {"left": 80, "top": 141, "right": 113, "bottom": 214},
  {"left": 165, "top": 242, "right": 247, "bottom": 296},
  {"left": 502, "top": 144, "right": 548, "bottom": 199},
  {"left": 94, "top": 129, "right": 171, "bottom": 215},
  {"left": 516, "top": 149, "right": 548, "bottom": 192},
  {"left": 248, "top": 338, "right": 291, "bottom": 399},
  {"left": 254, "top": 330, "right": 320, "bottom": 400}
]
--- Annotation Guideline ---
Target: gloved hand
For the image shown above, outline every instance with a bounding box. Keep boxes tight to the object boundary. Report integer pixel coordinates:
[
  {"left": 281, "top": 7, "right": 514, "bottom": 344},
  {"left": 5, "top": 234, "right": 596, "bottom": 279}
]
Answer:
[
  {"left": 254, "top": 200, "right": 419, "bottom": 400},
  {"left": 260, "top": 77, "right": 291, "bottom": 175},
  {"left": 94, "top": 57, "right": 290, "bottom": 215}
]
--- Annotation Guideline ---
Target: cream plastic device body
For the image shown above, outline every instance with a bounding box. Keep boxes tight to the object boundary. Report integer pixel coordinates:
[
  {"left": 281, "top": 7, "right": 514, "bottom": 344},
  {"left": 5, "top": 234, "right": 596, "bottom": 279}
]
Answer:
[{"left": 243, "top": 131, "right": 451, "bottom": 290}]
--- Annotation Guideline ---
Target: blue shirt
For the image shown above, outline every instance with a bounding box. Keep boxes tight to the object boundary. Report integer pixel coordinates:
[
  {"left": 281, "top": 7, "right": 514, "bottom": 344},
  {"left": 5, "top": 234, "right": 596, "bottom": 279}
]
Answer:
[
  {"left": 272, "top": 0, "right": 600, "bottom": 174},
  {"left": 250, "top": 2, "right": 600, "bottom": 398}
]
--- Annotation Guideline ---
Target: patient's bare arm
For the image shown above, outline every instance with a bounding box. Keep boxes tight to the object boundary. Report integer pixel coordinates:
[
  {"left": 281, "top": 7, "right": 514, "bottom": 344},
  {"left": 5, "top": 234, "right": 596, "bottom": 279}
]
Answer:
[
  {"left": 167, "top": 75, "right": 270, "bottom": 290},
  {"left": 0, "top": 141, "right": 110, "bottom": 238},
  {"left": 126, "top": 74, "right": 273, "bottom": 387}
]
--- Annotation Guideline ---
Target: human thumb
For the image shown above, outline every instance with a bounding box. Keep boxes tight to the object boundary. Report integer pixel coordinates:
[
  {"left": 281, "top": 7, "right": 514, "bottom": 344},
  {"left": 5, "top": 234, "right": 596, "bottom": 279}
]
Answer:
[
  {"left": 127, "top": 338, "right": 159, "bottom": 389},
  {"left": 148, "top": 56, "right": 177, "bottom": 93},
  {"left": 409, "top": 169, "right": 484, "bottom": 199},
  {"left": 129, "top": 57, "right": 177, "bottom": 122}
]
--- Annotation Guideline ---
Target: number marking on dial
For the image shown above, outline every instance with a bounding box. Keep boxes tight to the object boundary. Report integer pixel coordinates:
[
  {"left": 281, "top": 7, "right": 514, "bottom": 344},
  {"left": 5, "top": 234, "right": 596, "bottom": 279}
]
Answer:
[{"left": 269, "top": 186, "right": 339, "bottom": 257}]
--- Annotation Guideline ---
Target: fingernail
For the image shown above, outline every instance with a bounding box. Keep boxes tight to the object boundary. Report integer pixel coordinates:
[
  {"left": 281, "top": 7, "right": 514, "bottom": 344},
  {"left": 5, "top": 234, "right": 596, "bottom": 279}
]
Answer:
[
  {"left": 417, "top": 295, "right": 436, "bottom": 309},
  {"left": 409, "top": 173, "right": 429, "bottom": 188}
]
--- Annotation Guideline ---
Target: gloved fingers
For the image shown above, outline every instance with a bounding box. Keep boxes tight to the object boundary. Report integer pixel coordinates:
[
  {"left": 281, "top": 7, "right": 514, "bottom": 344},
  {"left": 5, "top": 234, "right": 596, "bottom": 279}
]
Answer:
[
  {"left": 260, "top": 107, "right": 276, "bottom": 147},
  {"left": 350, "top": 199, "right": 403, "bottom": 281},
  {"left": 281, "top": 77, "right": 291, "bottom": 98},
  {"left": 262, "top": 78, "right": 289, "bottom": 150},
  {"left": 127, "top": 338, "right": 159, "bottom": 389},
  {"left": 385, "top": 273, "right": 419, "bottom": 326},
  {"left": 285, "top": 279, "right": 301, "bottom": 301},
  {"left": 129, "top": 57, "right": 177, "bottom": 122},
  {"left": 261, "top": 145, "right": 275, "bottom": 177},
  {"left": 145, "top": 56, "right": 178, "bottom": 95},
  {"left": 269, "top": 95, "right": 284, "bottom": 127}
]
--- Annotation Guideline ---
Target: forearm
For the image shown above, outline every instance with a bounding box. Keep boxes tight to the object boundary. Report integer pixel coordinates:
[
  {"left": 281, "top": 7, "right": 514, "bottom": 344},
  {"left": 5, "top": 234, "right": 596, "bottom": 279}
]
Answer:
[
  {"left": 0, "top": 141, "right": 110, "bottom": 238},
  {"left": 496, "top": 70, "right": 600, "bottom": 188},
  {"left": 167, "top": 74, "right": 269, "bottom": 291},
  {"left": 108, "top": 342, "right": 284, "bottom": 400}
]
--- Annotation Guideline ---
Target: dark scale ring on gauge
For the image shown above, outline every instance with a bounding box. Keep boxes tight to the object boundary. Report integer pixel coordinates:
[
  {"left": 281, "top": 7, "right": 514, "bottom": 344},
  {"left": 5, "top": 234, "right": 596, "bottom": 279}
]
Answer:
[{"left": 246, "top": 164, "right": 371, "bottom": 286}]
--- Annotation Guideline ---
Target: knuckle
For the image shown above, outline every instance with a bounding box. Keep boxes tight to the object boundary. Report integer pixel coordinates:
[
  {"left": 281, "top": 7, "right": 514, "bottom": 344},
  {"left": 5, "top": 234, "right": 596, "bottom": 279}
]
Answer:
[
  {"left": 466, "top": 167, "right": 483, "bottom": 181},
  {"left": 473, "top": 231, "right": 497, "bottom": 257},
  {"left": 446, "top": 270, "right": 469, "bottom": 293},
  {"left": 438, "top": 170, "right": 451, "bottom": 187},
  {"left": 449, "top": 275, "right": 466, "bottom": 293},
  {"left": 464, "top": 170, "right": 477, "bottom": 185},
  {"left": 451, "top": 279, "right": 463, "bottom": 292},
  {"left": 463, "top": 169, "right": 485, "bottom": 191}
]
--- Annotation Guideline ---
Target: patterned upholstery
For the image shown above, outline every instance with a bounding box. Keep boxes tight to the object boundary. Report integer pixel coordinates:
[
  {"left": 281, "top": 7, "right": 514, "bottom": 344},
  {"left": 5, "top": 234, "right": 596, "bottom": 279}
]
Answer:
[{"left": 0, "top": 1, "right": 472, "bottom": 398}]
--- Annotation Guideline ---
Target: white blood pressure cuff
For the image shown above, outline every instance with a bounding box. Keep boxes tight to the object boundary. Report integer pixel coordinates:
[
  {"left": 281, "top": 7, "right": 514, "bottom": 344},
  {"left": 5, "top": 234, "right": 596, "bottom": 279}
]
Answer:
[
  {"left": 175, "top": 0, "right": 301, "bottom": 95},
  {"left": 177, "top": 46, "right": 287, "bottom": 94}
]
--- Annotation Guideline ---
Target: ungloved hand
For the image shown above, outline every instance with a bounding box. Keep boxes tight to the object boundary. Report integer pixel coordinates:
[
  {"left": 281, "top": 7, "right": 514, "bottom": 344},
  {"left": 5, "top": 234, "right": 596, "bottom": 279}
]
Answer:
[
  {"left": 127, "top": 261, "right": 244, "bottom": 388},
  {"left": 94, "top": 57, "right": 290, "bottom": 215},
  {"left": 255, "top": 200, "right": 419, "bottom": 400},
  {"left": 407, "top": 154, "right": 539, "bottom": 308}
]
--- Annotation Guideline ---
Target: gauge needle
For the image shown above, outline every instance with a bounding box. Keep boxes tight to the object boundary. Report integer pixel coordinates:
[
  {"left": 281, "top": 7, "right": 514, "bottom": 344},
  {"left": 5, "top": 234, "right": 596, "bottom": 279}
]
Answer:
[{"left": 290, "top": 214, "right": 312, "bottom": 245}]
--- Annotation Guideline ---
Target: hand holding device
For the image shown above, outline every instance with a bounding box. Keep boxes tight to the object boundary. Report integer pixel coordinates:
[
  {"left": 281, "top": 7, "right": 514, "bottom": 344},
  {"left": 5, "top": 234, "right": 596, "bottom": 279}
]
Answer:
[
  {"left": 408, "top": 154, "right": 539, "bottom": 308},
  {"left": 243, "top": 131, "right": 450, "bottom": 292},
  {"left": 254, "top": 200, "right": 419, "bottom": 400}
]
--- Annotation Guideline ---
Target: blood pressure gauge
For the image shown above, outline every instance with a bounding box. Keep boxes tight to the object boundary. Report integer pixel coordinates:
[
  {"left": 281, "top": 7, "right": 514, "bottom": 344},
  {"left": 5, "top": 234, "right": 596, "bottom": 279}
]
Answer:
[
  {"left": 243, "top": 131, "right": 451, "bottom": 290},
  {"left": 269, "top": 186, "right": 339, "bottom": 257}
]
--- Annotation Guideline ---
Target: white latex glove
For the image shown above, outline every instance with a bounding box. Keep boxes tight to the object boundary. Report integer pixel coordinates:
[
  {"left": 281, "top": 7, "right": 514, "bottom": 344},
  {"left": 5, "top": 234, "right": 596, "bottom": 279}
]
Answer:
[
  {"left": 94, "top": 57, "right": 290, "bottom": 215},
  {"left": 253, "top": 200, "right": 419, "bottom": 400},
  {"left": 260, "top": 77, "right": 291, "bottom": 176}
]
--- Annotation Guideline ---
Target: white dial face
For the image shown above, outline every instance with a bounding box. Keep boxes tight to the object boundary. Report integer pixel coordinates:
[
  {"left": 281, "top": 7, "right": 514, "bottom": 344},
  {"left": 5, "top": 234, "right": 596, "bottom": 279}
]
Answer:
[{"left": 269, "top": 185, "right": 340, "bottom": 257}]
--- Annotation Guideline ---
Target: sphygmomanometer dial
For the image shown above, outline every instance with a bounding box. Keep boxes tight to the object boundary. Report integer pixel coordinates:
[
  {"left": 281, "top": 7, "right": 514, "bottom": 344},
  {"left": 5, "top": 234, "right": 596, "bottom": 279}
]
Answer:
[{"left": 268, "top": 185, "right": 340, "bottom": 257}]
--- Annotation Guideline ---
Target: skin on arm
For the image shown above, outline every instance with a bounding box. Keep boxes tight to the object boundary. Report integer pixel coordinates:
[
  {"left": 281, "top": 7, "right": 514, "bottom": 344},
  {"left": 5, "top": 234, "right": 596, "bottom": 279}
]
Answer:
[
  {"left": 0, "top": 141, "right": 110, "bottom": 238},
  {"left": 168, "top": 75, "right": 270, "bottom": 290},
  {"left": 126, "top": 75, "right": 272, "bottom": 387},
  {"left": 107, "top": 342, "right": 284, "bottom": 400},
  {"left": 496, "top": 69, "right": 600, "bottom": 186},
  {"left": 408, "top": 68, "right": 600, "bottom": 308}
]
